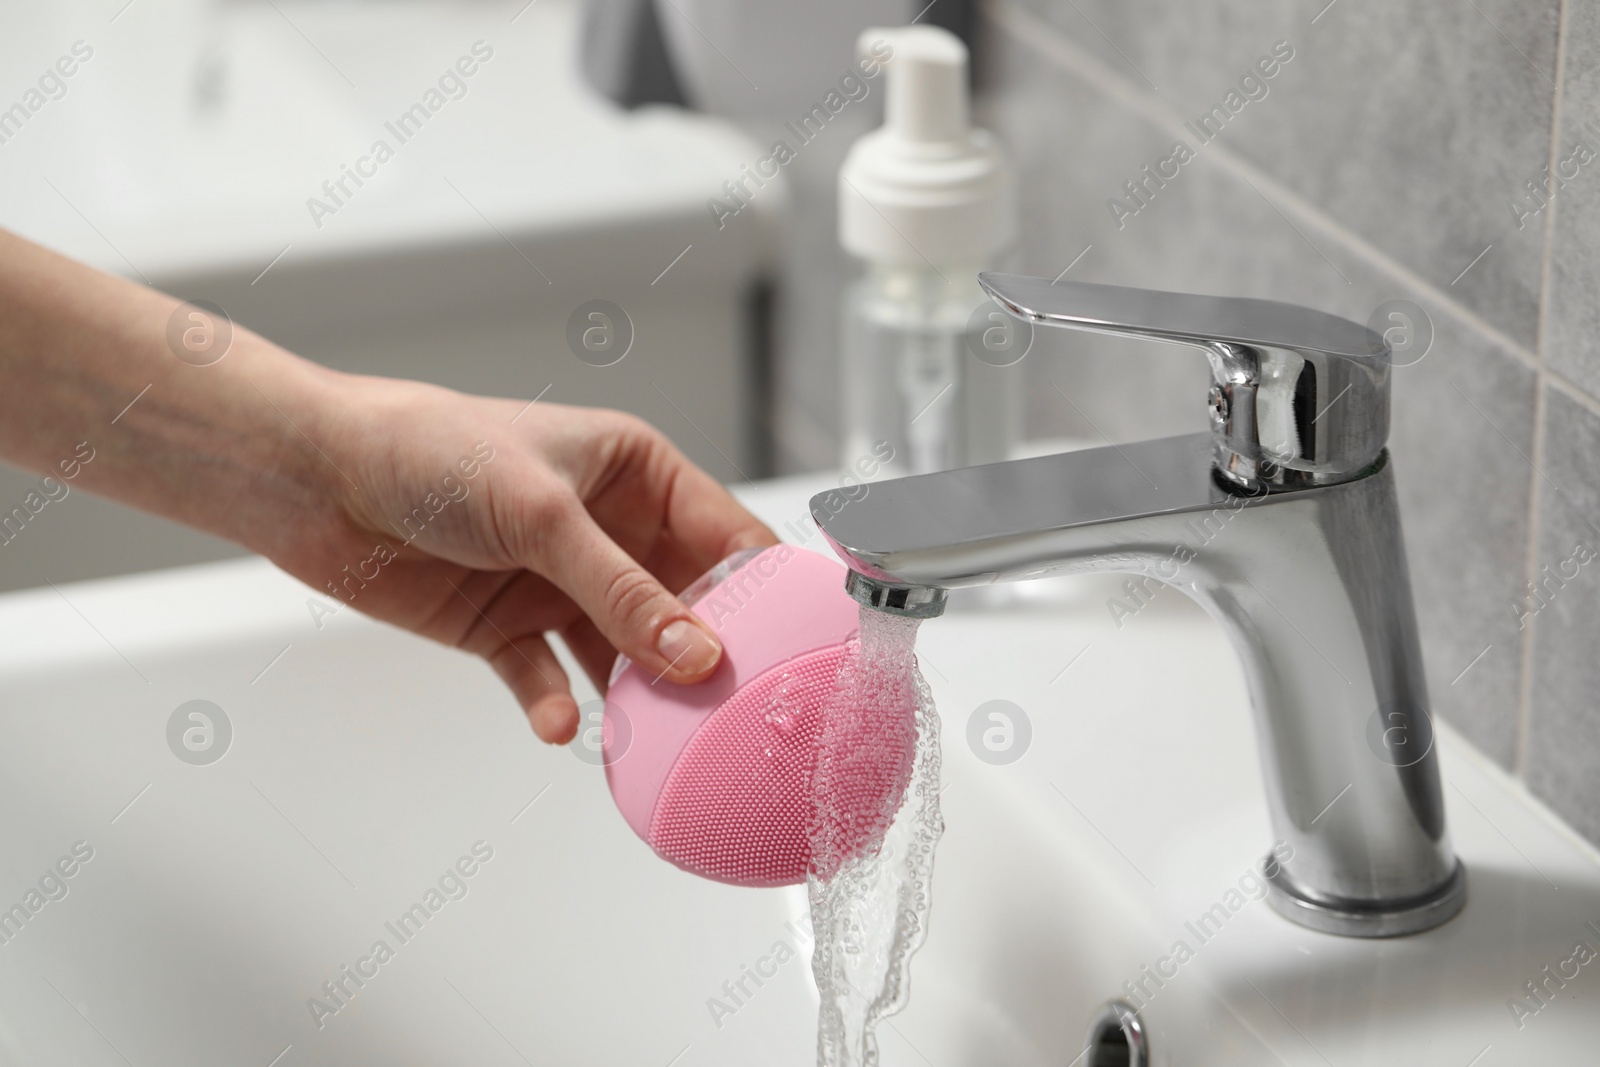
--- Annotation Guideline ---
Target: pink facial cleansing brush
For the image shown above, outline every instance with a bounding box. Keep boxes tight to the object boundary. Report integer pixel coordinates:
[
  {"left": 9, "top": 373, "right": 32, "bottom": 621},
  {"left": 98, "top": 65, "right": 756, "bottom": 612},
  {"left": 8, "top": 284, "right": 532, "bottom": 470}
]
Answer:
[{"left": 603, "top": 545, "right": 915, "bottom": 887}]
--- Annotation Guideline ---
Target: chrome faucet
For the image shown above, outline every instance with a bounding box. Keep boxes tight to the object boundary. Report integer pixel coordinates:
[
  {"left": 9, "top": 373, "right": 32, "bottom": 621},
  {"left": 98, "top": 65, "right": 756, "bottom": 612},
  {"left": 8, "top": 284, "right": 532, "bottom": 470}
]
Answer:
[{"left": 810, "top": 273, "right": 1465, "bottom": 937}]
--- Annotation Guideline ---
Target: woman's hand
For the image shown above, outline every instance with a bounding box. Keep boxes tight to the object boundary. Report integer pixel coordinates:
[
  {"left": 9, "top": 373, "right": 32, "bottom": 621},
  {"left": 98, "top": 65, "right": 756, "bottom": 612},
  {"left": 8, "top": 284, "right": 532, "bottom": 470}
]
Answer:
[
  {"left": 286, "top": 377, "right": 777, "bottom": 744},
  {"left": 0, "top": 228, "right": 776, "bottom": 744}
]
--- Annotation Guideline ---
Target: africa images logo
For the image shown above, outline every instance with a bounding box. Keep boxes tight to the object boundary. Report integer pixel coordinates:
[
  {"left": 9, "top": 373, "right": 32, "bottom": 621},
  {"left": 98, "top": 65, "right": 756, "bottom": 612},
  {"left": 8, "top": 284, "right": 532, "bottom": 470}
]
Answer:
[{"left": 166, "top": 700, "right": 232, "bottom": 766}]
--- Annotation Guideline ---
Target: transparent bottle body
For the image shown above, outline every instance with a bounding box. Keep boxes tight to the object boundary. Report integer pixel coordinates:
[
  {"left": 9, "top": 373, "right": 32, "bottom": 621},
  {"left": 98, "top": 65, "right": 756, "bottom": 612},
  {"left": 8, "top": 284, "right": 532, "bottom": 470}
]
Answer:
[{"left": 840, "top": 264, "right": 1021, "bottom": 477}]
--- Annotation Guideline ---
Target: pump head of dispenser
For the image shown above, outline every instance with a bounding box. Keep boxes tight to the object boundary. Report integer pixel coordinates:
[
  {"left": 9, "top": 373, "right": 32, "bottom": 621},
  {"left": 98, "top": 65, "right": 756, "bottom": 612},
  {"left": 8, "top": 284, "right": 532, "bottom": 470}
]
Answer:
[
  {"left": 602, "top": 545, "right": 916, "bottom": 887},
  {"left": 838, "top": 24, "right": 1014, "bottom": 268}
]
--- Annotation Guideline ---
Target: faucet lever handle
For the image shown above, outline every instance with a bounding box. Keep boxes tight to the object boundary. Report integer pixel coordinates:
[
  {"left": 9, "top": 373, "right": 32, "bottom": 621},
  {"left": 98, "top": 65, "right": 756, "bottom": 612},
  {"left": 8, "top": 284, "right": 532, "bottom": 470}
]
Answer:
[{"left": 978, "top": 272, "right": 1392, "bottom": 491}]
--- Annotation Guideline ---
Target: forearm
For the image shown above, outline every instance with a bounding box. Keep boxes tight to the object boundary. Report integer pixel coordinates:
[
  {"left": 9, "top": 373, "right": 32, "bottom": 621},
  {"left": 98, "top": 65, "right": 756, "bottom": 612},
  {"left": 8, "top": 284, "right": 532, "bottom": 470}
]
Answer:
[{"left": 0, "top": 229, "right": 340, "bottom": 560}]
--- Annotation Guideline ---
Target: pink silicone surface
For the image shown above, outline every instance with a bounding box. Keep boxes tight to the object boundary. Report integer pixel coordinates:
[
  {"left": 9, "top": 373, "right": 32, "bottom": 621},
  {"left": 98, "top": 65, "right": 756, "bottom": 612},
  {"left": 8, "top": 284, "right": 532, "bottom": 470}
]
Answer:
[
  {"left": 647, "top": 646, "right": 846, "bottom": 886},
  {"left": 603, "top": 544, "right": 914, "bottom": 886}
]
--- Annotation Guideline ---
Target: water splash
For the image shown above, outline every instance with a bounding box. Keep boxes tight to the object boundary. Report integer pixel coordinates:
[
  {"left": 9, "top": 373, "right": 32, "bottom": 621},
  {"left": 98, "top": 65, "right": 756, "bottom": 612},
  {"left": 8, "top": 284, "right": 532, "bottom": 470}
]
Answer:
[{"left": 807, "top": 609, "right": 943, "bottom": 1067}]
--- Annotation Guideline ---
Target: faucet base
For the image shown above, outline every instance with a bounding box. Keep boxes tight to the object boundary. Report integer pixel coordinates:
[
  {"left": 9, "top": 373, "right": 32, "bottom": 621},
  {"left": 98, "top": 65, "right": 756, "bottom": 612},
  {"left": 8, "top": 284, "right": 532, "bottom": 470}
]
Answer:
[{"left": 1263, "top": 855, "right": 1467, "bottom": 938}]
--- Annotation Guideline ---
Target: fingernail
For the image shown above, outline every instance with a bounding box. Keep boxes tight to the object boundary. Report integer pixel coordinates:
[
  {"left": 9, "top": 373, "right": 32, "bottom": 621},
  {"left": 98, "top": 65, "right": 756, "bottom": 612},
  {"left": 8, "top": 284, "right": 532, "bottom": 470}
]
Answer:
[
  {"left": 730, "top": 528, "right": 779, "bottom": 552},
  {"left": 656, "top": 619, "right": 721, "bottom": 677}
]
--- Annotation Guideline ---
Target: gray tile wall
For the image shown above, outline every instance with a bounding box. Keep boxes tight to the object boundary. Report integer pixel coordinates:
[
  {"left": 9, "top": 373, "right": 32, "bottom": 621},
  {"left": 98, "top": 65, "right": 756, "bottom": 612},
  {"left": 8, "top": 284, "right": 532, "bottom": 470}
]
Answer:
[
  {"left": 975, "top": 0, "right": 1600, "bottom": 846},
  {"left": 770, "top": 0, "right": 1600, "bottom": 849}
]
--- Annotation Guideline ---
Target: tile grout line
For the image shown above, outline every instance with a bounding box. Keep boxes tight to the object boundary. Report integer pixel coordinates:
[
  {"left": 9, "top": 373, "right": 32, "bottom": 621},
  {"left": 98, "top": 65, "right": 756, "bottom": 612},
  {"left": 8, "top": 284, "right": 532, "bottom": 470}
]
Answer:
[
  {"left": 1516, "top": 386, "right": 1549, "bottom": 778},
  {"left": 1544, "top": 366, "right": 1600, "bottom": 417},
  {"left": 1515, "top": 0, "right": 1571, "bottom": 777},
  {"left": 982, "top": 0, "right": 1544, "bottom": 373}
]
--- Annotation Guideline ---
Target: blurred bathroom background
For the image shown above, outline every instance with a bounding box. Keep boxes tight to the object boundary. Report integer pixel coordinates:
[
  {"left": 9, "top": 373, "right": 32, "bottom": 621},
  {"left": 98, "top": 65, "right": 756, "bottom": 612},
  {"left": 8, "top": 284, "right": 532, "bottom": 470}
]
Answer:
[{"left": 2, "top": 0, "right": 1599, "bottom": 849}]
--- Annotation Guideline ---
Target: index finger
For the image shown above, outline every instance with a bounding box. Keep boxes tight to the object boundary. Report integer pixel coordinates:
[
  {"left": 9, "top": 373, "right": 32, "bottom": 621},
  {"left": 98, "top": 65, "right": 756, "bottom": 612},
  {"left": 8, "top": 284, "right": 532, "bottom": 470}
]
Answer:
[{"left": 658, "top": 455, "right": 779, "bottom": 577}]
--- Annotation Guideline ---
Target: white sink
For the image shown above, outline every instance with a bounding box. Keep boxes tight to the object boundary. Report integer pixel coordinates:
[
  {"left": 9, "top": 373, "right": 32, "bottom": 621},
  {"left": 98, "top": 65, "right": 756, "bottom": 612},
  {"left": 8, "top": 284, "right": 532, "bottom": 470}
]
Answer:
[
  {"left": 897, "top": 604, "right": 1600, "bottom": 1065},
  {"left": 0, "top": 477, "right": 1594, "bottom": 1064}
]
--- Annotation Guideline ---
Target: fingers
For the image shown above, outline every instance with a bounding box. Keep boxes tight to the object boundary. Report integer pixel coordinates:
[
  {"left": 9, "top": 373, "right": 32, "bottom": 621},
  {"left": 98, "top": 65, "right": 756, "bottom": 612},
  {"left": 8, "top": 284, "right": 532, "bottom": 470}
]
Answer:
[
  {"left": 520, "top": 493, "right": 724, "bottom": 685},
  {"left": 432, "top": 570, "right": 581, "bottom": 744},
  {"left": 560, "top": 615, "right": 626, "bottom": 693},
  {"left": 658, "top": 454, "right": 779, "bottom": 572},
  {"left": 484, "top": 631, "right": 579, "bottom": 744},
  {"left": 581, "top": 413, "right": 776, "bottom": 579}
]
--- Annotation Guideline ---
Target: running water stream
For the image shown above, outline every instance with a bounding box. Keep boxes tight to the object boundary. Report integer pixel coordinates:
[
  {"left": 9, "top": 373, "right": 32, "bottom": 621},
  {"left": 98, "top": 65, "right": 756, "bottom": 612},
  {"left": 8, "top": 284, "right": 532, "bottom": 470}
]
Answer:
[{"left": 807, "top": 609, "right": 944, "bottom": 1067}]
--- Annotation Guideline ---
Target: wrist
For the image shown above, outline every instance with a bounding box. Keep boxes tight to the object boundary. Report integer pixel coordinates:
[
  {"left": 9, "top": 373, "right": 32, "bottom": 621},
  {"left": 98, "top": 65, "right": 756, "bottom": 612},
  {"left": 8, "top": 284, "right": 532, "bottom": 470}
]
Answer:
[{"left": 218, "top": 336, "right": 363, "bottom": 562}]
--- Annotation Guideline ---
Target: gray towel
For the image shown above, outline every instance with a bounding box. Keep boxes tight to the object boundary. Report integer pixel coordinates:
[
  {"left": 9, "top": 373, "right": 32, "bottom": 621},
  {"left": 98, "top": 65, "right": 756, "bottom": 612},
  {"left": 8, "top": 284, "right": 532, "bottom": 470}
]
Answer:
[
  {"left": 577, "top": 0, "right": 973, "bottom": 111},
  {"left": 577, "top": 0, "right": 689, "bottom": 108}
]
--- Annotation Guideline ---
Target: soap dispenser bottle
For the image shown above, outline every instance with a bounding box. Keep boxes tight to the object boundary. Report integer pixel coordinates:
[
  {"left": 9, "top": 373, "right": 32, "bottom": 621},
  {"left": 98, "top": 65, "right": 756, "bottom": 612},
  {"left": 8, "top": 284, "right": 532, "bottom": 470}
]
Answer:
[{"left": 838, "top": 25, "right": 1018, "bottom": 477}]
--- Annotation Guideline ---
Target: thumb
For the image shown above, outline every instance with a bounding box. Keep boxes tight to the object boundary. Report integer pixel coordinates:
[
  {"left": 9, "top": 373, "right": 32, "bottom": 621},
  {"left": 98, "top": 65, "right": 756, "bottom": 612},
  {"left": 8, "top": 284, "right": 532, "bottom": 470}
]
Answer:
[{"left": 523, "top": 494, "right": 723, "bottom": 684}]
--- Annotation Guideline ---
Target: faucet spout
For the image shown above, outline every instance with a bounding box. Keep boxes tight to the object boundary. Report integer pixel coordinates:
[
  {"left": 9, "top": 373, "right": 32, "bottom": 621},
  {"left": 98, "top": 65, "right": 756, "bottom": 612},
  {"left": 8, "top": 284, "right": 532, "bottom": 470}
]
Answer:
[{"left": 812, "top": 431, "right": 1466, "bottom": 937}]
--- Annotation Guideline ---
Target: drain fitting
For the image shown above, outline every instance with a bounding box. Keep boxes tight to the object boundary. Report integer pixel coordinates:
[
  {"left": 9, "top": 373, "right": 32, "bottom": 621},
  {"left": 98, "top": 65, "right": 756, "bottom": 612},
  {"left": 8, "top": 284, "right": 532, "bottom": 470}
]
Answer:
[{"left": 1082, "top": 999, "right": 1148, "bottom": 1067}]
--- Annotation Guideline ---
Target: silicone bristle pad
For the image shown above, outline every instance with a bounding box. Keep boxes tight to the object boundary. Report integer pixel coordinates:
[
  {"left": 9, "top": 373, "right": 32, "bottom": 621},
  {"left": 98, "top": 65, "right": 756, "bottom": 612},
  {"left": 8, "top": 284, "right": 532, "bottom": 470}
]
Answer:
[{"left": 647, "top": 645, "right": 909, "bottom": 887}]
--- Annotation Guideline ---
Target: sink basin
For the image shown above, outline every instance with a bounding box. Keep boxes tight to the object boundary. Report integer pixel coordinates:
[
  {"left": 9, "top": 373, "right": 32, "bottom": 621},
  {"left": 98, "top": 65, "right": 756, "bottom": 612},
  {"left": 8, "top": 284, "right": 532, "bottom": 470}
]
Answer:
[
  {"left": 896, "top": 601, "right": 1600, "bottom": 1065},
  {"left": 0, "top": 476, "right": 1594, "bottom": 1064}
]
